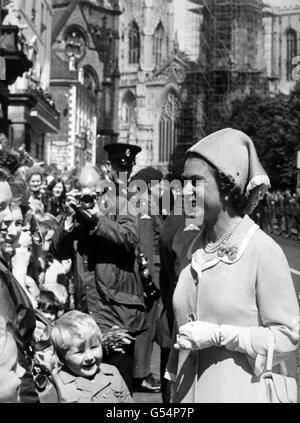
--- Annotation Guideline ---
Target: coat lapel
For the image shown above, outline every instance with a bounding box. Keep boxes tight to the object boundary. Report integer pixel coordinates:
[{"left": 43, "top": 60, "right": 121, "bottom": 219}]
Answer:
[
  {"left": 190, "top": 216, "right": 259, "bottom": 282},
  {"left": 59, "top": 368, "right": 112, "bottom": 399},
  {"left": 90, "top": 370, "right": 111, "bottom": 397}
]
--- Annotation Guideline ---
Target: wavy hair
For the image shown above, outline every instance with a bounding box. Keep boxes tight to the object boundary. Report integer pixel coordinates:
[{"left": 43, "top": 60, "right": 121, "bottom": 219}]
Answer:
[
  {"left": 47, "top": 178, "right": 66, "bottom": 199},
  {"left": 185, "top": 152, "right": 248, "bottom": 216}
]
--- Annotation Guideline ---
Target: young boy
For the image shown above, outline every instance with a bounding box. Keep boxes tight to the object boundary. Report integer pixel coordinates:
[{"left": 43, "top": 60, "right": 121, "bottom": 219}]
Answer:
[{"left": 50, "top": 310, "right": 134, "bottom": 403}]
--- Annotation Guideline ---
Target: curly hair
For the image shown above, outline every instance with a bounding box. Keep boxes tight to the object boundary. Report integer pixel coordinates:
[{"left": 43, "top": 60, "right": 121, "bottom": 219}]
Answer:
[
  {"left": 214, "top": 170, "right": 248, "bottom": 216},
  {"left": 185, "top": 152, "right": 248, "bottom": 216},
  {"left": 0, "top": 150, "right": 21, "bottom": 175},
  {"left": 27, "top": 165, "right": 44, "bottom": 181}
]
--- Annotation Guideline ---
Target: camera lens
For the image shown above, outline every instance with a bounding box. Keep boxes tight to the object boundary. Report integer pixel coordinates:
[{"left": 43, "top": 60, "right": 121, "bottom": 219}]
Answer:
[{"left": 80, "top": 194, "right": 94, "bottom": 209}]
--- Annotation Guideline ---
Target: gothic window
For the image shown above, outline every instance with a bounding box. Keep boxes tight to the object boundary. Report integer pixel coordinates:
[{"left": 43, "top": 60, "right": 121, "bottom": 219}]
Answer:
[
  {"left": 128, "top": 21, "right": 140, "bottom": 64},
  {"left": 153, "top": 23, "right": 164, "bottom": 66},
  {"left": 159, "top": 92, "right": 181, "bottom": 163},
  {"left": 64, "top": 26, "right": 87, "bottom": 62},
  {"left": 286, "top": 29, "right": 297, "bottom": 81},
  {"left": 83, "top": 67, "right": 99, "bottom": 96},
  {"left": 121, "top": 91, "right": 136, "bottom": 123}
]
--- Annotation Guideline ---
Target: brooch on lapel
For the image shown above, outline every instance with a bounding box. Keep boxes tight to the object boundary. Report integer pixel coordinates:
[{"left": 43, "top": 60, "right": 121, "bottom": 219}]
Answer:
[{"left": 217, "top": 244, "right": 238, "bottom": 261}]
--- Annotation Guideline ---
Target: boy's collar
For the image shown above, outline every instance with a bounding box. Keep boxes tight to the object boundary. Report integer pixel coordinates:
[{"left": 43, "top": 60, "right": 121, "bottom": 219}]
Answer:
[{"left": 59, "top": 365, "right": 112, "bottom": 393}]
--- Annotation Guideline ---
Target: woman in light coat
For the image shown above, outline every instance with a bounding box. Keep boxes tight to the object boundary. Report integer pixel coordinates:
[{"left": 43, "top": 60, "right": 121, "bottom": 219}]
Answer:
[{"left": 165, "top": 128, "right": 299, "bottom": 403}]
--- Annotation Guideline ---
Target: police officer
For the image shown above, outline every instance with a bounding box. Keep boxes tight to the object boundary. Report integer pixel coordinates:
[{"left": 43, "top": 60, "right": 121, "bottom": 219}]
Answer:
[
  {"left": 103, "top": 142, "right": 142, "bottom": 188},
  {"left": 130, "top": 167, "right": 164, "bottom": 393},
  {"left": 50, "top": 143, "right": 145, "bottom": 395}
]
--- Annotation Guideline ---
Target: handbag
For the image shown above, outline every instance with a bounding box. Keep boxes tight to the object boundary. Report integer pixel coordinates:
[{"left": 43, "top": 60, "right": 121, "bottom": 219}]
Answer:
[{"left": 258, "top": 331, "right": 298, "bottom": 403}]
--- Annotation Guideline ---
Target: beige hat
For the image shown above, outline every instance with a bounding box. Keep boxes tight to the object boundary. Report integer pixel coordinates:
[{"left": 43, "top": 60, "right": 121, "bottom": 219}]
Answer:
[{"left": 187, "top": 128, "right": 270, "bottom": 212}]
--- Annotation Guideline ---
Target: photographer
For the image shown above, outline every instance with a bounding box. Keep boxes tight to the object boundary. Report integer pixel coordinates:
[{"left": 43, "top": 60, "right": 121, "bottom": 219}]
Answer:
[{"left": 50, "top": 148, "right": 146, "bottom": 394}]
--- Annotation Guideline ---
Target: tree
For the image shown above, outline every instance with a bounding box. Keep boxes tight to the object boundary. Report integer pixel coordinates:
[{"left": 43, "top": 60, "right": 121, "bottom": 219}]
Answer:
[{"left": 217, "top": 85, "right": 300, "bottom": 190}]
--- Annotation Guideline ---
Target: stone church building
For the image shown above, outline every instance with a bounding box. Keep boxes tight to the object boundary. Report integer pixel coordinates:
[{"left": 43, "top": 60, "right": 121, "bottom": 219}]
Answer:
[
  {"left": 49, "top": 0, "right": 121, "bottom": 170},
  {"left": 118, "top": 0, "right": 197, "bottom": 172}
]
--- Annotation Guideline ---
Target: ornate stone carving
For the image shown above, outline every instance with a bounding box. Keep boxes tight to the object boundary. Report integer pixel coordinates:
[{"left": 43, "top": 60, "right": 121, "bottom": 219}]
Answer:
[
  {"left": 89, "top": 17, "right": 116, "bottom": 73},
  {"left": 171, "top": 64, "right": 186, "bottom": 83},
  {"left": 65, "top": 27, "right": 86, "bottom": 61},
  {"left": 120, "top": 77, "right": 139, "bottom": 87},
  {"left": 146, "top": 59, "right": 187, "bottom": 85}
]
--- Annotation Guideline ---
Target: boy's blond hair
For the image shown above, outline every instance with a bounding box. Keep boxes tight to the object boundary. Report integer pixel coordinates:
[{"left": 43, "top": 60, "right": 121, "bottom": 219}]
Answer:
[{"left": 50, "top": 311, "right": 102, "bottom": 361}]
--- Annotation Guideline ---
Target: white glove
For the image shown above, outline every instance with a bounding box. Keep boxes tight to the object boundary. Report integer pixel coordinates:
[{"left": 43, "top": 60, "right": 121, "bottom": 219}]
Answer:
[
  {"left": 11, "top": 246, "right": 31, "bottom": 287},
  {"left": 174, "top": 321, "right": 220, "bottom": 350},
  {"left": 219, "top": 325, "right": 257, "bottom": 358},
  {"left": 44, "top": 259, "right": 65, "bottom": 285}
]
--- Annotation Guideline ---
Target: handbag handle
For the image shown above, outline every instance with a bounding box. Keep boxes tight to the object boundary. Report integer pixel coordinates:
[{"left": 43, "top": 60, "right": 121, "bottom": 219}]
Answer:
[
  {"left": 266, "top": 330, "right": 275, "bottom": 372},
  {"left": 265, "top": 328, "right": 289, "bottom": 376}
]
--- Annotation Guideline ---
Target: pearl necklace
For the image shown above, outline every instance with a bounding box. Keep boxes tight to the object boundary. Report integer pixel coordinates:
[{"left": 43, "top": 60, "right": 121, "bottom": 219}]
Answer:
[{"left": 204, "top": 221, "right": 240, "bottom": 254}]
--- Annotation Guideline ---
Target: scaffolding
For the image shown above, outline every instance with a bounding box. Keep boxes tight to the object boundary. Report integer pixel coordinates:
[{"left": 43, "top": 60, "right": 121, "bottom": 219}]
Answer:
[
  {"left": 173, "top": 1, "right": 204, "bottom": 165},
  {"left": 185, "top": 0, "right": 267, "bottom": 135}
]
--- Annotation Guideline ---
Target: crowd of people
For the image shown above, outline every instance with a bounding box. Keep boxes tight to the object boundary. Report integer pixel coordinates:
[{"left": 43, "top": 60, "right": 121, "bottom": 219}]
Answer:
[
  {"left": 0, "top": 129, "right": 299, "bottom": 404},
  {"left": 252, "top": 190, "right": 300, "bottom": 240},
  {"left": 0, "top": 140, "right": 170, "bottom": 403}
]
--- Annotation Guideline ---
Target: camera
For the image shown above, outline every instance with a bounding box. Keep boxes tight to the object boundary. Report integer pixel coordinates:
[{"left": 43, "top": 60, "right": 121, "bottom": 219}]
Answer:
[
  {"left": 137, "top": 252, "right": 160, "bottom": 302},
  {"left": 71, "top": 190, "right": 98, "bottom": 210},
  {"left": 68, "top": 187, "right": 109, "bottom": 212},
  {"left": 77, "top": 193, "right": 97, "bottom": 210}
]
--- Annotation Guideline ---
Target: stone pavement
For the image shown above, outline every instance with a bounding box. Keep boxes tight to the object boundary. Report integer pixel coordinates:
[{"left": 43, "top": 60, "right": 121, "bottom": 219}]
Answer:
[{"left": 133, "top": 391, "right": 162, "bottom": 403}]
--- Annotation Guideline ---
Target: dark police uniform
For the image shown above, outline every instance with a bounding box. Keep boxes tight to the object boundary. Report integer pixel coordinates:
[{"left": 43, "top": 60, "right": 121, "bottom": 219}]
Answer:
[{"left": 129, "top": 174, "right": 164, "bottom": 388}]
